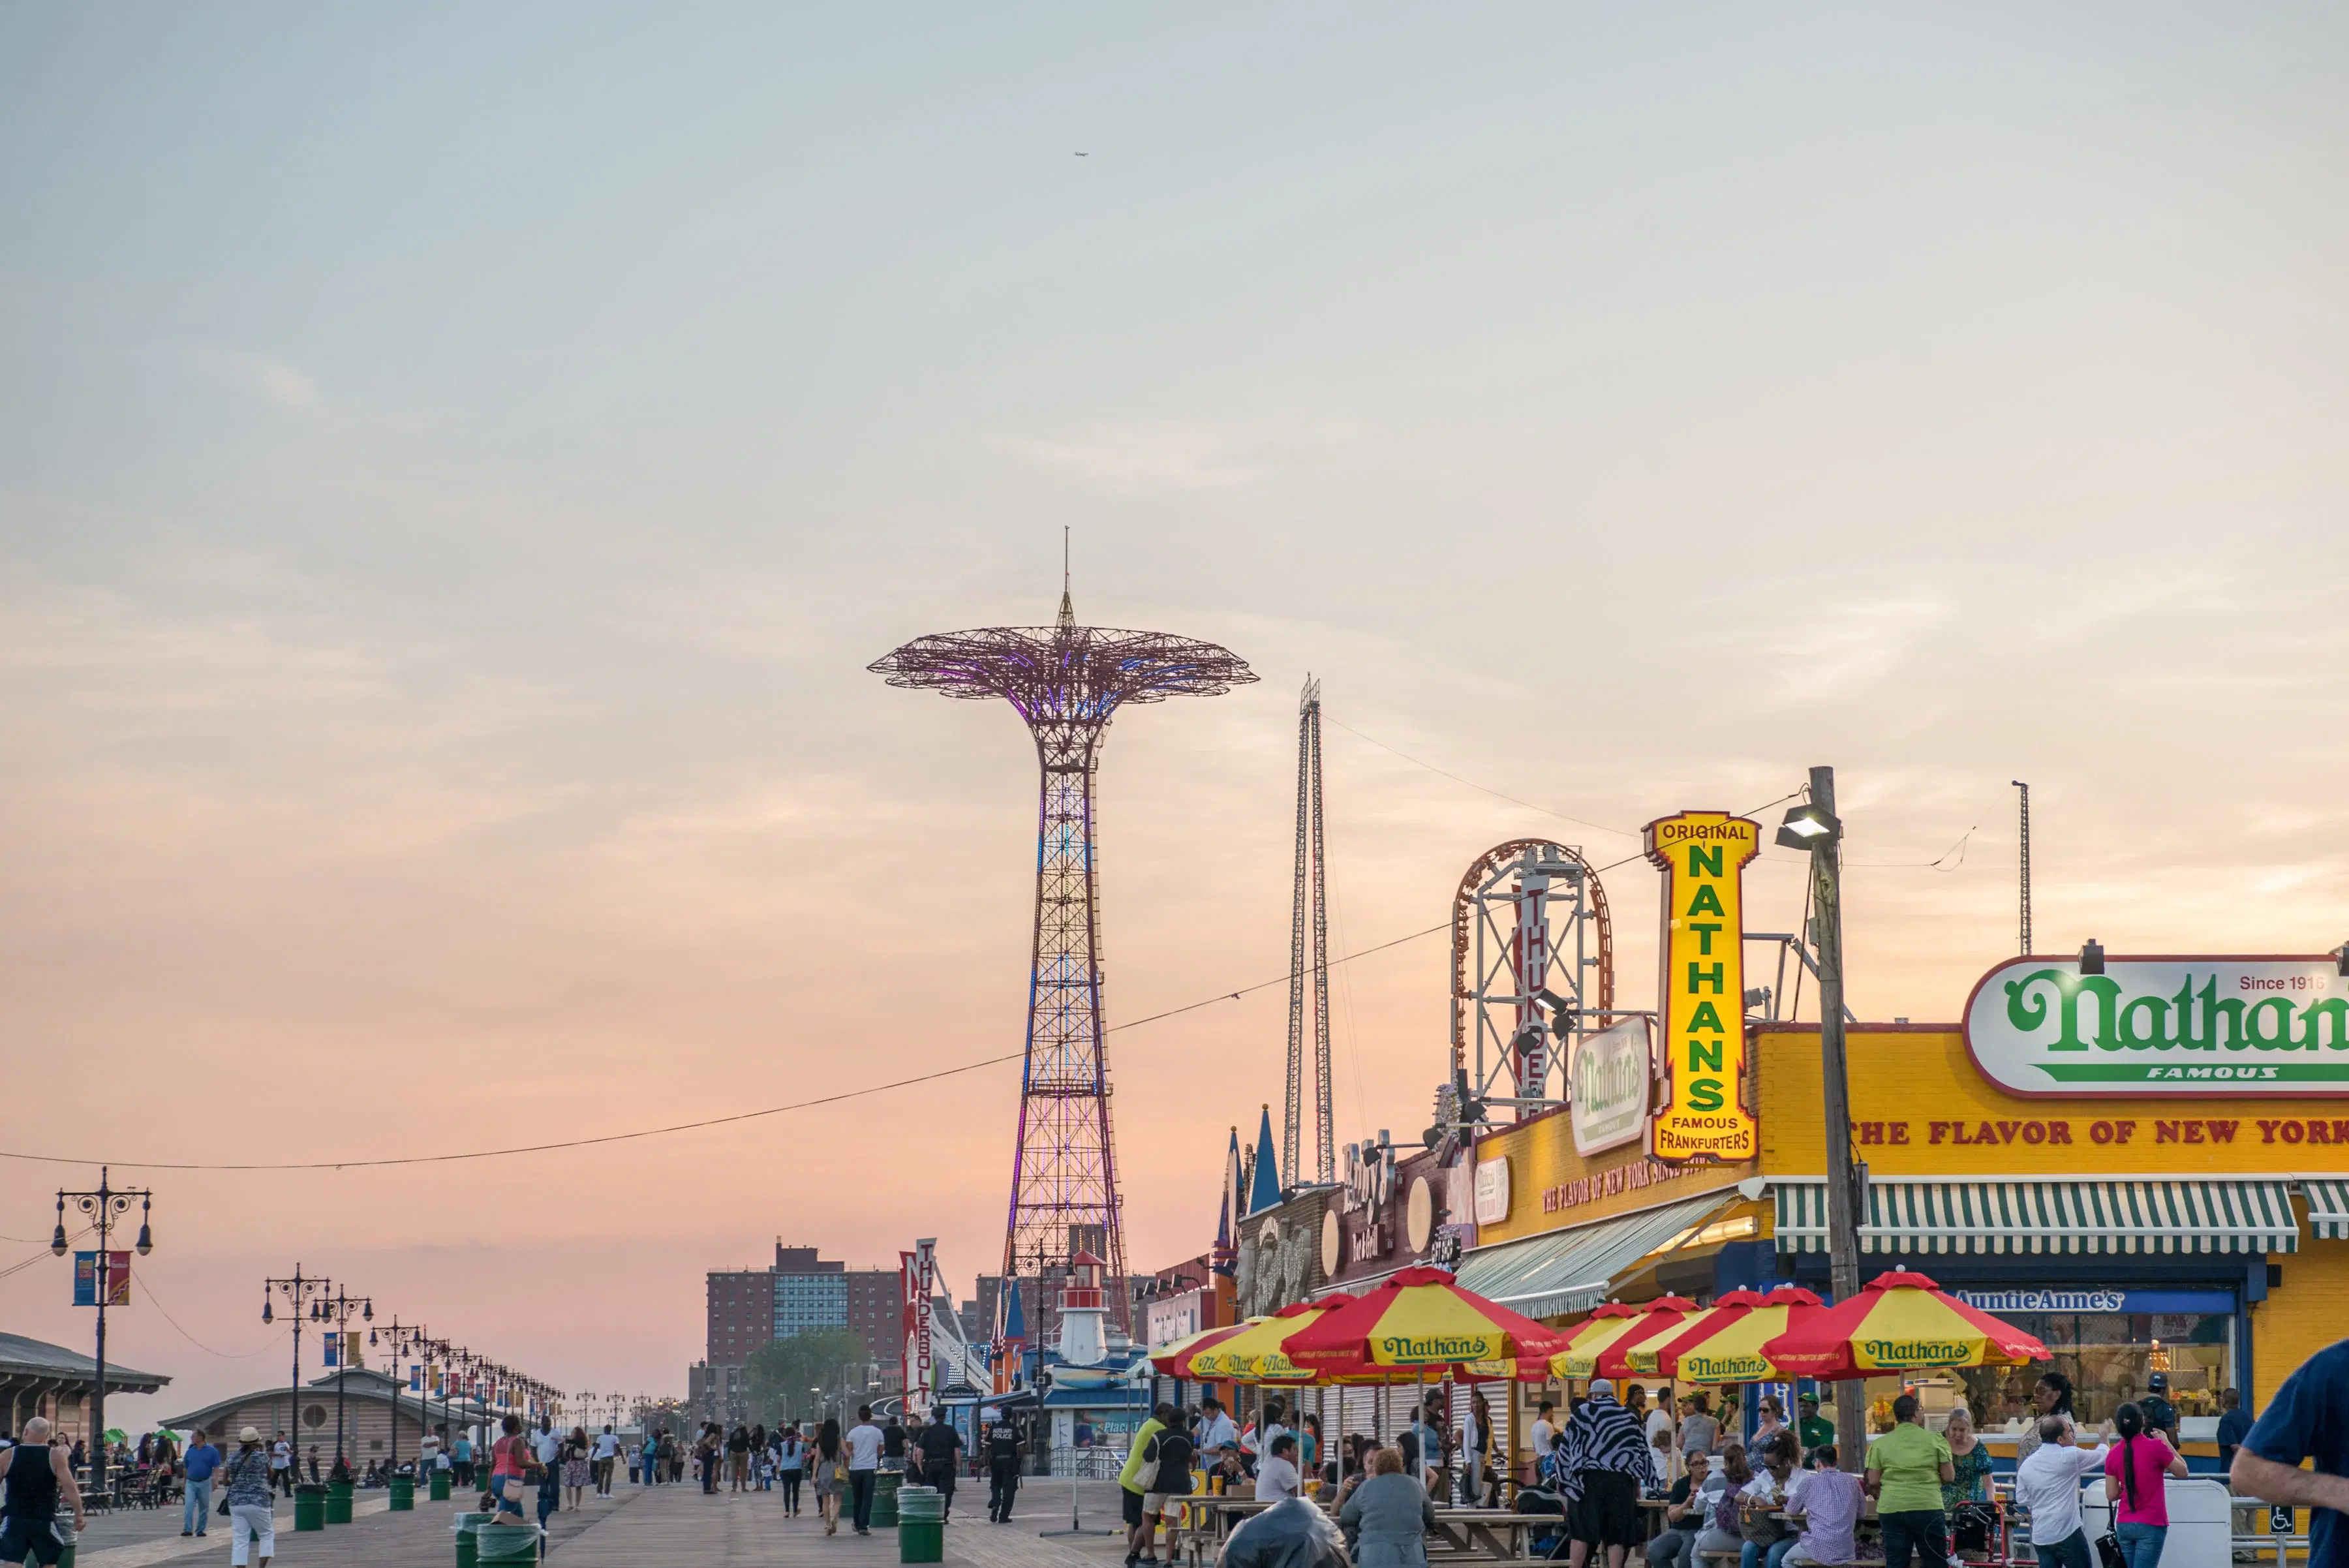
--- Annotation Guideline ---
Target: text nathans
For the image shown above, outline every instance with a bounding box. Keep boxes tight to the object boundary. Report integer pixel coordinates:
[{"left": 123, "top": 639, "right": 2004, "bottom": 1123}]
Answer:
[{"left": 1644, "top": 812, "right": 1761, "bottom": 1163}]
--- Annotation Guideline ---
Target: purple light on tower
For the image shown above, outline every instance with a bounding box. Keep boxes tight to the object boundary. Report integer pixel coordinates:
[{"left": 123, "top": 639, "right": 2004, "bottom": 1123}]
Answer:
[{"left": 871, "top": 584, "right": 1253, "bottom": 1330}]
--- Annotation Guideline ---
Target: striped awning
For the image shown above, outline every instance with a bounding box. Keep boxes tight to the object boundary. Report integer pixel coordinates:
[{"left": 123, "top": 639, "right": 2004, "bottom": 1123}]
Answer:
[
  {"left": 1772, "top": 1178, "right": 2299, "bottom": 1256},
  {"left": 2302, "top": 1179, "right": 2349, "bottom": 1240},
  {"left": 1452, "top": 1190, "right": 1739, "bottom": 1319}
]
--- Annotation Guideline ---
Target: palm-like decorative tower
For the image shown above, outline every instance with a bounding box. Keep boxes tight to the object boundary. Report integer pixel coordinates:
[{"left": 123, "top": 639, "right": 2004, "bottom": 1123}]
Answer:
[{"left": 872, "top": 585, "right": 1253, "bottom": 1329}]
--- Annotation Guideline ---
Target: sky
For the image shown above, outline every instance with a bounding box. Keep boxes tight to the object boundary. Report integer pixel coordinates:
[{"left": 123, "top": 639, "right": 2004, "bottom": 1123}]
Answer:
[{"left": 3, "top": 3, "right": 2345, "bottom": 1430}]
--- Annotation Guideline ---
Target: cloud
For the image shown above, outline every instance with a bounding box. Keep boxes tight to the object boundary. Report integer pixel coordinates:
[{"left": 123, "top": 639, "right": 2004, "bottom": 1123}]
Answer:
[
  {"left": 185, "top": 348, "right": 323, "bottom": 413},
  {"left": 984, "top": 415, "right": 1366, "bottom": 492}
]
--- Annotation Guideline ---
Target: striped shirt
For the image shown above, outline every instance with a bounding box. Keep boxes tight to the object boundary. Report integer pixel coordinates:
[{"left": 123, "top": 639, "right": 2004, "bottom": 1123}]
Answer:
[{"left": 1554, "top": 1395, "right": 1658, "bottom": 1501}]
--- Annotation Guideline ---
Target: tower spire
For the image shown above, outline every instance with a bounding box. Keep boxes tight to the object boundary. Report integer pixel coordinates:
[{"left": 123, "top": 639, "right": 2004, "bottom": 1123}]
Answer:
[{"left": 1058, "top": 527, "right": 1074, "bottom": 628}]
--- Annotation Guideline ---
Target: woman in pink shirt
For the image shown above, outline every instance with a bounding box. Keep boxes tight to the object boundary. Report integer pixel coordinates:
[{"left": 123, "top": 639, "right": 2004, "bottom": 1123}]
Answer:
[{"left": 2104, "top": 1402, "right": 2188, "bottom": 1568}]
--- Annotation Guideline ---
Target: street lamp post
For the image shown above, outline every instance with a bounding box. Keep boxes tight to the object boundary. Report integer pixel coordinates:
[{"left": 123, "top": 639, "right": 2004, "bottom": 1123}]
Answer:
[
  {"left": 376, "top": 1319, "right": 421, "bottom": 1475},
  {"left": 50, "top": 1168, "right": 154, "bottom": 1496},
  {"left": 318, "top": 1286, "right": 373, "bottom": 1477},
  {"left": 263, "top": 1268, "right": 330, "bottom": 1483},
  {"left": 1777, "top": 765, "right": 1864, "bottom": 1473}
]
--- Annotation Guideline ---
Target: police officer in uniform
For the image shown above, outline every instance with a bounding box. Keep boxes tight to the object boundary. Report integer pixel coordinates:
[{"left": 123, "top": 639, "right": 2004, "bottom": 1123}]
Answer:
[{"left": 986, "top": 1419, "right": 1024, "bottom": 1523}]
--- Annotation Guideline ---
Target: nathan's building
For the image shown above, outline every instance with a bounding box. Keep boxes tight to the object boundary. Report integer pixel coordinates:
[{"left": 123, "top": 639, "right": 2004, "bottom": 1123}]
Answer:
[{"left": 1457, "top": 950, "right": 2349, "bottom": 1472}]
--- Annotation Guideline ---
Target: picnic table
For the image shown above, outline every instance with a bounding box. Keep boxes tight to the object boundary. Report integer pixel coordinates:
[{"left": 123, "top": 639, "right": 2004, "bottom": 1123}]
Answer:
[{"left": 1426, "top": 1507, "right": 1554, "bottom": 1558}]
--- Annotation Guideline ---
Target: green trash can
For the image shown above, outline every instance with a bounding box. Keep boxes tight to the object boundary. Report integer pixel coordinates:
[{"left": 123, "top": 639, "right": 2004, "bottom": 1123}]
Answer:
[
  {"left": 872, "top": 1468, "right": 902, "bottom": 1527},
  {"left": 391, "top": 1473, "right": 416, "bottom": 1511},
  {"left": 294, "top": 1483, "right": 330, "bottom": 1531},
  {"left": 431, "top": 1469, "right": 452, "bottom": 1501},
  {"left": 897, "top": 1484, "right": 944, "bottom": 1563},
  {"left": 476, "top": 1522, "right": 542, "bottom": 1563},
  {"left": 326, "top": 1478, "right": 354, "bottom": 1524},
  {"left": 453, "top": 1510, "right": 494, "bottom": 1568}
]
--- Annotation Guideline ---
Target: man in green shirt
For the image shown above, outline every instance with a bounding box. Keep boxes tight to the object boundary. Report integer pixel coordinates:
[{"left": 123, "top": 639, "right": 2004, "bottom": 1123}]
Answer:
[
  {"left": 1118, "top": 1406, "right": 1170, "bottom": 1568},
  {"left": 1796, "top": 1393, "right": 1835, "bottom": 1461},
  {"left": 1864, "top": 1394, "right": 1956, "bottom": 1568}
]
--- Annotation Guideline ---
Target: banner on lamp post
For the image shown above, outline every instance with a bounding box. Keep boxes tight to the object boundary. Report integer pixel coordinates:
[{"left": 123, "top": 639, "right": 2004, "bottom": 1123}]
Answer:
[{"left": 70, "top": 1252, "right": 131, "bottom": 1307}]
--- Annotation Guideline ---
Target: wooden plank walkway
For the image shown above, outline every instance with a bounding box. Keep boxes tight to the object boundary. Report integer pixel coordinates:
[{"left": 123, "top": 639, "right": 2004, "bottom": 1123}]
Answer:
[
  {"left": 553, "top": 1479, "right": 1143, "bottom": 1568},
  {"left": 76, "top": 1483, "right": 639, "bottom": 1568}
]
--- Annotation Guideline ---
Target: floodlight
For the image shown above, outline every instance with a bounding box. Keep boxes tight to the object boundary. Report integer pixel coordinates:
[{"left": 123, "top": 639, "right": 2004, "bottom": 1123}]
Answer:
[{"left": 1775, "top": 801, "right": 1841, "bottom": 850}]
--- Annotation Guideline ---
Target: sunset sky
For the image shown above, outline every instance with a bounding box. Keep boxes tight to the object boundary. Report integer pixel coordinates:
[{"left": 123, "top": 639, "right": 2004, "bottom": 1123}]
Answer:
[{"left": 3, "top": 4, "right": 2345, "bottom": 1427}]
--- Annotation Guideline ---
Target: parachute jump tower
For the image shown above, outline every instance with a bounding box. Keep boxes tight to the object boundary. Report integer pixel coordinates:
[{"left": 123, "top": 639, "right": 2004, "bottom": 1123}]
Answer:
[{"left": 870, "top": 579, "right": 1254, "bottom": 1329}]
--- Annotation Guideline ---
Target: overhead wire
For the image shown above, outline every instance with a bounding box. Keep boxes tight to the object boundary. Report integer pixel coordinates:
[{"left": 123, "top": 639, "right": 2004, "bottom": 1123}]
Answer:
[{"left": 0, "top": 782, "right": 1817, "bottom": 1175}]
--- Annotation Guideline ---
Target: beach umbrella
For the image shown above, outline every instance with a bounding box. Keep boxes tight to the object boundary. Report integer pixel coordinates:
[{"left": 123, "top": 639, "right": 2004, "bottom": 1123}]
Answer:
[
  {"left": 1595, "top": 1295, "right": 1708, "bottom": 1379},
  {"left": 1760, "top": 1270, "right": 2049, "bottom": 1379},
  {"left": 1193, "top": 1298, "right": 1355, "bottom": 1383},
  {"left": 1286, "top": 1266, "right": 1570, "bottom": 1375},
  {"left": 1651, "top": 1287, "right": 1826, "bottom": 1383},
  {"left": 1149, "top": 1319, "right": 1254, "bottom": 1378}
]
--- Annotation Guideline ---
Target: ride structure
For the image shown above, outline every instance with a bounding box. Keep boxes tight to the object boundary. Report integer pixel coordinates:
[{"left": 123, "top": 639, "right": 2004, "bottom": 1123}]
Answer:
[
  {"left": 870, "top": 579, "right": 1254, "bottom": 1331},
  {"left": 1449, "top": 838, "right": 1616, "bottom": 1119},
  {"left": 1283, "top": 677, "right": 1335, "bottom": 1189}
]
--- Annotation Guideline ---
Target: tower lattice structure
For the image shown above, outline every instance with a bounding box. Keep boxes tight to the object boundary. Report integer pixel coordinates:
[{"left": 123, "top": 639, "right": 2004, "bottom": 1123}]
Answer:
[
  {"left": 1283, "top": 677, "right": 1334, "bottom": 1187},
  {"left": 872, "top": 587, "right": 1254, "bottom": 1330}
]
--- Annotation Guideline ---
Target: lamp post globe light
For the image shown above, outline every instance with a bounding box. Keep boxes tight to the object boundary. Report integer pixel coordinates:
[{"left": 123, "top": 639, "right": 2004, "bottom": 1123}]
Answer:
[
  {"left": 52, "top": 1167, "right": 154, "bottom": 1495},
  {"left": 262, "top": 1267, "right": 330, "bottom": 1483}
]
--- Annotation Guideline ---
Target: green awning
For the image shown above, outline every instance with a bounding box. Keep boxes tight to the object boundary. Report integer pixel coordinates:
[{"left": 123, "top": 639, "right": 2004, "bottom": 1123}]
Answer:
[
  {"left": 1772, "top": 1178, "right": 2298, "bottom": 1256},
  {"left": 2301, "top": 1179, "right": 2349, "bottom": 1240}
]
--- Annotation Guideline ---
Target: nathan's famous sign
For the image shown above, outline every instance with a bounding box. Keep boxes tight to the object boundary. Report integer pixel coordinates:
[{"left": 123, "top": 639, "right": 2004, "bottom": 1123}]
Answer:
[
  {"left": 1644, "top": 812, "right": 1760, "bottom": 1162},
  {"left": 1965, "top": 955, "right": 2349, "bottom": 1096}
]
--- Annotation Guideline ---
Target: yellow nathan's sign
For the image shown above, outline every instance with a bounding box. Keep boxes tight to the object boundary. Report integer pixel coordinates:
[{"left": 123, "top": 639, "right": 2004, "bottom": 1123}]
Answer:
[{"left": 1645, "top": 811, "right": 1760, "bottom": 1163}]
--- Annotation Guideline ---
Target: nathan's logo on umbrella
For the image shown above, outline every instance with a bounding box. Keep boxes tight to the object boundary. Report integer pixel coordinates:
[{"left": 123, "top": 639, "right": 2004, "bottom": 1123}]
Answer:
[
  {"left": 1859, "top": 1338, "right": 1970, "bottom": 1366},
  {"left": 1680, "top": 1351, "right": 1770, "bottom": 1381},
  {"left": 1378, "top": 1333, "right": 1499, "bottom": 1362}
]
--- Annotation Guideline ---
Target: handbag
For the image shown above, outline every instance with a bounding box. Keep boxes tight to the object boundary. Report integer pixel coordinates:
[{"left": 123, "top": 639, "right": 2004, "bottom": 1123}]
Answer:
[{"left": 2095, "top": 1532, "right": 2126, "bottom": 1568}]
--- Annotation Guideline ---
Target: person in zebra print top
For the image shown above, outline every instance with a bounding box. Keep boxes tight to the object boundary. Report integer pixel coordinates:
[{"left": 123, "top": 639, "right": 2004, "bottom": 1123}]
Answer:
[{"left": 1556, "top": 1379, "right": 1662, "bottom": 1568}]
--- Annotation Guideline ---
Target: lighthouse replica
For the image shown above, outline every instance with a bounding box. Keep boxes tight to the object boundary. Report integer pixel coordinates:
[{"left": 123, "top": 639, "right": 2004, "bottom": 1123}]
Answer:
[{"left": 1054, "top": 1250, "right": 1111, "bottom": 1368}]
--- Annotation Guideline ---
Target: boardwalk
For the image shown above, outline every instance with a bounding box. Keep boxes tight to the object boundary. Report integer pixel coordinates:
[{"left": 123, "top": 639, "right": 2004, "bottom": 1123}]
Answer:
[
  {"left": 559, "top": 1479, "right": 1142, "bottom": 1568},
  {"left": 72, "top": 1477, "right": 1149, "bottom": 1568}
]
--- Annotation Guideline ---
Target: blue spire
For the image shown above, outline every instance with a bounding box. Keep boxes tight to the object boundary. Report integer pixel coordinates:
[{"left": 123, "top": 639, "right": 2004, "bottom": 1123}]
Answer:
[
  {"left": 1248, "top": 1104, "right": 1283, "bottom": 1214},
  {"left": 1212, "top": 1128, "right": 1239, "bottom": 1276},
  {"left": 1001, "top": 1281, "right": 1026, "bottom": 1342}
]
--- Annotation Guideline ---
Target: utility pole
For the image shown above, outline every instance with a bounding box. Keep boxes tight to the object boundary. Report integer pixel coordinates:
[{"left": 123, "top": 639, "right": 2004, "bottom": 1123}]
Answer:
[
  {"left": 2012, "top": 781, "right": 2033, "bottom": 954},
  {"left": 1789, "top": 765, "right": 1865, "bottom": 1473}
]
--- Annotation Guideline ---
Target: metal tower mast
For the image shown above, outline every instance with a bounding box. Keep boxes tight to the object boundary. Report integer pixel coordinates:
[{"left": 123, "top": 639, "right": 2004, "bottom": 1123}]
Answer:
[
  {"left": 872, "top": 583, "right": 1253, "bottom": 1331},
  {"left": 1283, "top": 678, "right": 1334, "bottom": 1187},
  {"left": 2012, "top": 780, "right": 2032, "bottom": 954}
]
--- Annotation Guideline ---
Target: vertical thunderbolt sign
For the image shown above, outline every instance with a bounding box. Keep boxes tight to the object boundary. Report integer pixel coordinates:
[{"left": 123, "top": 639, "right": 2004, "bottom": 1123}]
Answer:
[{"left": 1644, "top": 812, "right": 1760, "bottom": 1163}]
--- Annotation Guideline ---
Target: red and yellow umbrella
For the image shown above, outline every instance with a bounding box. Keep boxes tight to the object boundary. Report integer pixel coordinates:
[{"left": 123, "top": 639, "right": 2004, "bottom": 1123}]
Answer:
[
  {"left": 1285, "top": 1266, "right": 1570, "bottom": 1374},
  {"left": 1150, "top": 1319, "right": 1253, "bottom": 1378},
  {"left": 1190, "top": 1298, "right": 1353, "bottom": 1383},
  {"left": 1651, "top": 1287, "right": 1824, "bottom": 1384},
  {"left": 1548, "top": 1301, "right": 1652, "bottom": 1379},
  {"left": 1595, "top": 1295, "right": 1708, "bottom": 1379},
  {"left": 1760, "top": 1270, "right": 2050, "bottom": 1379}
]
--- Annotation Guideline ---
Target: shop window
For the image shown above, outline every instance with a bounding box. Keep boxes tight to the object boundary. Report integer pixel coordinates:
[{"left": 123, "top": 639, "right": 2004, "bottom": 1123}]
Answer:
[{"left": 1847, "top": 1310, "right": 2235, "bottom": 1432}]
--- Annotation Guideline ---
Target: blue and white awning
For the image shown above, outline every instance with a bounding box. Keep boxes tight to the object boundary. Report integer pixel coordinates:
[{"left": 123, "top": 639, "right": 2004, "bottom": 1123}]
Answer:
[{"left": 1772, "top": 1178, "right": 2298, "bottom": 1256}]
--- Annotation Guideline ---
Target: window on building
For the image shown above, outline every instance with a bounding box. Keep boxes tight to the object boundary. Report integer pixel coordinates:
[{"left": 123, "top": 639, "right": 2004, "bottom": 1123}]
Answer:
[{"left": 1935, "top": 1310, "right": 2235, "bottom": 1429}]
